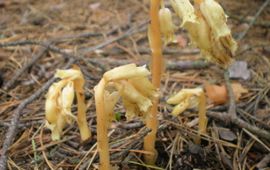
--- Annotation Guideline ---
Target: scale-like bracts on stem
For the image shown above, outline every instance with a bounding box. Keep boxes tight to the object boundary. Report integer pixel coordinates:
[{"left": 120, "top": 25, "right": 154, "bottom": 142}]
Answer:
[
  {"left": 94, "top": 64, "right": 158, "bottom": 170},
  {"left": 45, "top": 65, "right": 91, "bottom": 141},
  {"left": 159, "top": 7, "right": 176, "bottom": 45},
  {"left": 167, "top": 88, "right": 207, "bottom": 144}
]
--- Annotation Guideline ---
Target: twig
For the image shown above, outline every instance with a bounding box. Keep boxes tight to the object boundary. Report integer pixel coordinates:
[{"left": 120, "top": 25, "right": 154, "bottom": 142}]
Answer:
[
  {"left": 78, "top": 20, "right": 149, "bottom": 54},
  {"left": 117, "top": 121, "right": 144, "bottom": 130},
  {"left": 256, "top": 153, "right": 270, "bottom": 169},
  {"left": 102, "top": 47, "right": 199, "bottom": 56},
  {"left": 0, "top": 20, "right": 149, "bottom": 74},
  {"left": 242, "top": 128, "right": 270, "bottom": 152},
  {"left": 167, "top": 60, "right": 210, "bottom": 70},
  {"left": 207, "top": 111, "right": 270, "bottom": 141},
  {"left": 0, "top": 40, "right": 77, "bottom": 60},
  {"left": 3, "top": 47, "right": 48, "bottom": 90},
  {"left": 237, "top": 0, "right": 270, "bottom": 40},
  {"left": 224, "top": 71, "right": 236, "bottom": 119},
  {"left": 88, "top": 58, "right": 210, "bottom": 71},
  {"left": 110, "top": 128, "right": 151, "bottom": 160},
  {"left": 229, "top": 13, "right": 270, "bottom": 28}
]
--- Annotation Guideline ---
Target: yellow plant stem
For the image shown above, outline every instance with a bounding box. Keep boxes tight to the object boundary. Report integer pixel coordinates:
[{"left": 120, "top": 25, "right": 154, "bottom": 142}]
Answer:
[
  {"left": 94, "top": 79, "right": 110, "bottom": 170},
  {"left": 74, "top": 80, "right": 91, "bottom": 141},
  {"left": 144, "top": 0, "right": 163, "bottom": 165},
  {"left": 195, "top": 92, "right": 207, "bottom": 144},
  {"left": 73, "top": 66, "right": 91, "bottom": 141},
  {"left": 194, "top": 0, "right": 203, "bottom": 5}
]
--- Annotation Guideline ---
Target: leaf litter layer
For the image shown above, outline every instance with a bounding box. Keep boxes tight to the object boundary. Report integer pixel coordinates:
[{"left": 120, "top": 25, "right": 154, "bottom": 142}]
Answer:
[{"left": 0, "top": 0, "right": 270, "bottom": 169}]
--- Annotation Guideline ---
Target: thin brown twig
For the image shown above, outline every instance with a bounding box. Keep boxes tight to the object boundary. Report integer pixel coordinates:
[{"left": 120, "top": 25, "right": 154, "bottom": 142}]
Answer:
[
  {"left": 237, "top": 0, "right": 270, "bottom": 40},
  {"left": 223, "top": 70, "right": 270, "bottom": 141},
  {"left": 3, "top": 47, "right": 48, "bottom": 90},
  {"left": 98, "top": 46, "right": 199, "bottom": 56},
  {"left": 78, "top": 20, "right": 149, "bottom": 54},
  {"left": 224, "top": 71, "right": 236, "bottom": 119},
  {"left": 229, "top": 13, "right": 270, "bottom": 28},
  {"left": 207, "top": 111, "right": 270, "bottom": 141},
  {"left": 0, "top": 20, "right": 149, "bottom": 74},
  {"left": 256, "top": 153, "right": 270, "bottom": 169},
  {"left": 88, "top": 58, "right": 210, "bottom": 70}
]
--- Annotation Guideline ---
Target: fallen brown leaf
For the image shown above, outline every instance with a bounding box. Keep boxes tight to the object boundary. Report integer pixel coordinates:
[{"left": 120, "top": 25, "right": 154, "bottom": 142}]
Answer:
[{"left": 204, "top": 82, "right": 248, "bottom": 105}]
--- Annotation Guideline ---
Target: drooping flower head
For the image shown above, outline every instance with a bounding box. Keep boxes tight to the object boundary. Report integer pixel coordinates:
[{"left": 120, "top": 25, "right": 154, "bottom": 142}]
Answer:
[{"left": 170, "top": 0, "right": 237, "bottom": 68}]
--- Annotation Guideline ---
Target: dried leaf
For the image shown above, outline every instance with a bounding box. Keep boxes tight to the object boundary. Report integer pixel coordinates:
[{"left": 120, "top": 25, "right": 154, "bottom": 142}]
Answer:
[
  {"left": 231, "top": 83, "right": 248, "bottom": 101},
  {"left": 204, "top": 83, "right": 227, "bottom": 105},
  {"left": 205, "top": 82, "right": 248, "bottom": 105},
  {"left": 218, "top": 128, "right": 237, "bottom": 141}
]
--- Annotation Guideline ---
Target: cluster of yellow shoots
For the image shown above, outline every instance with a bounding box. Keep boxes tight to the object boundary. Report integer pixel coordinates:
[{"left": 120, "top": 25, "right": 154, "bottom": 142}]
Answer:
[
  {"left": 159, "top": 0, "right": 237, "bottom": 68},
  {"left": 43, "top": 0, "right": 237, "bottom": 169},
  {"left": 167, "top": 88, "right": 207, "bottom": 144},
  {"left": 45, "top": 66, "right": 91, "bottom": 141},
  {"left": 94, "top": 64, "right": 158, "bottom": 170}
]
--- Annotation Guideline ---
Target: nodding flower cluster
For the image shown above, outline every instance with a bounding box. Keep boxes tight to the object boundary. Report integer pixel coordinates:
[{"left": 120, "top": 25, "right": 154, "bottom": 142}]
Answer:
[
  {"left": 159, "top": 0, "right": 237, "bottom": 68},
  {"left": 45, "top": 66, "right": 91, "bottom": 141},
  {"left": 167, "top": 88, "right": 207, "bottom": 144},
  {"left": 94, "top": 64, "right": 158, "bottom": 170}
]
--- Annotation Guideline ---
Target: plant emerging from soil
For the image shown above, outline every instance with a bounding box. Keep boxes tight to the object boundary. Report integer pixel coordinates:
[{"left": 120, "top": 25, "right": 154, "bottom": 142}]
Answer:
[
  {"left": 167, "top": 88, "right": 207, "bottom": 144},
  {"left": 145, "top": 0, "right": 237, "bottom": 165},
  {"left": 94, "top": 64, "right": 158, "bottom": 170},
  {"left": 45, "top": 65, "right": 91, "bottom": 141}
]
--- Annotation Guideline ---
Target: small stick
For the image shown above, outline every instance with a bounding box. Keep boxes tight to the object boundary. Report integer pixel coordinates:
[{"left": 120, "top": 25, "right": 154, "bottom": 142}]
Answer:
[
  {"left": 0, "top": 20, "right": 149, "bottom": 74},
  {"left": 4, "top": 47, "right": 48, "bottom": 90},
  {"left": 237, "top": 0, "right": 270, "bottom": 40},
  {"left": 224, "top": 71, "right": 237, "bottom": 119},
  {"left": 88, "top": 58, "right": 209, "bottom": 70},
  {"left": 94, "top": 79, "right": 110, "bottom": 170},
  {"left": 207, "top": 111, "right": 270, "bottom": 141},
  {"left": 256, "top": 153, "right": 270, "bottom": 169}
]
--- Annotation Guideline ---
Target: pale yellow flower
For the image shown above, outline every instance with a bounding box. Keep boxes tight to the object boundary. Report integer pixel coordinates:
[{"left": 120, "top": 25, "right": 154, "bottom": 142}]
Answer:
[
  {"left": 167, "top": 88, "right": 207, "bottom": 144},
  {"left": 170, "top": 0, "right": 237, "bottom": 68},
  {"left": 45, "top": 67, "right": 91, "bottom": 141},
  {"left": 94, "top": 64, "right": 158, "bottom": 169}
]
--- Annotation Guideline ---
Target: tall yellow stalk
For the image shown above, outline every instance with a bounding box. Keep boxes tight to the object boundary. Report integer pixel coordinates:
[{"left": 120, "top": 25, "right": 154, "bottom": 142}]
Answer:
[
  {"left": 144, "top": 0, "right": 163, "bottom": 164},
  {"left": 94, "top": 79, "right": 110, "bottom": 170},
  {"left": 195, "top": 92, "right": 207, "bottom": 144},
  {"left": 73, "top": 65, "right": 91, "bottom": 141},
  {"left": 194, "top": 0, "right": 203, "bottom": 4}
]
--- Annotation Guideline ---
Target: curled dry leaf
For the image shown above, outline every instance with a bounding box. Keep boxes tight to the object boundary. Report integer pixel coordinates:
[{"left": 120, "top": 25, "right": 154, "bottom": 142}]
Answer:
[
  {"left": 204, "top": 82, "right": 248, "bottom": 105},
  {"left": 218, "top": 128, "right": 237, "bottom": 141}
]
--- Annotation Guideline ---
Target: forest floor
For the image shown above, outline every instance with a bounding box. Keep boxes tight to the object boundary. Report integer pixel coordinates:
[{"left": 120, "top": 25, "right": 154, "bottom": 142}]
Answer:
[{"left": 0, "top": 0, "right": 270, "bottom": 169}]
